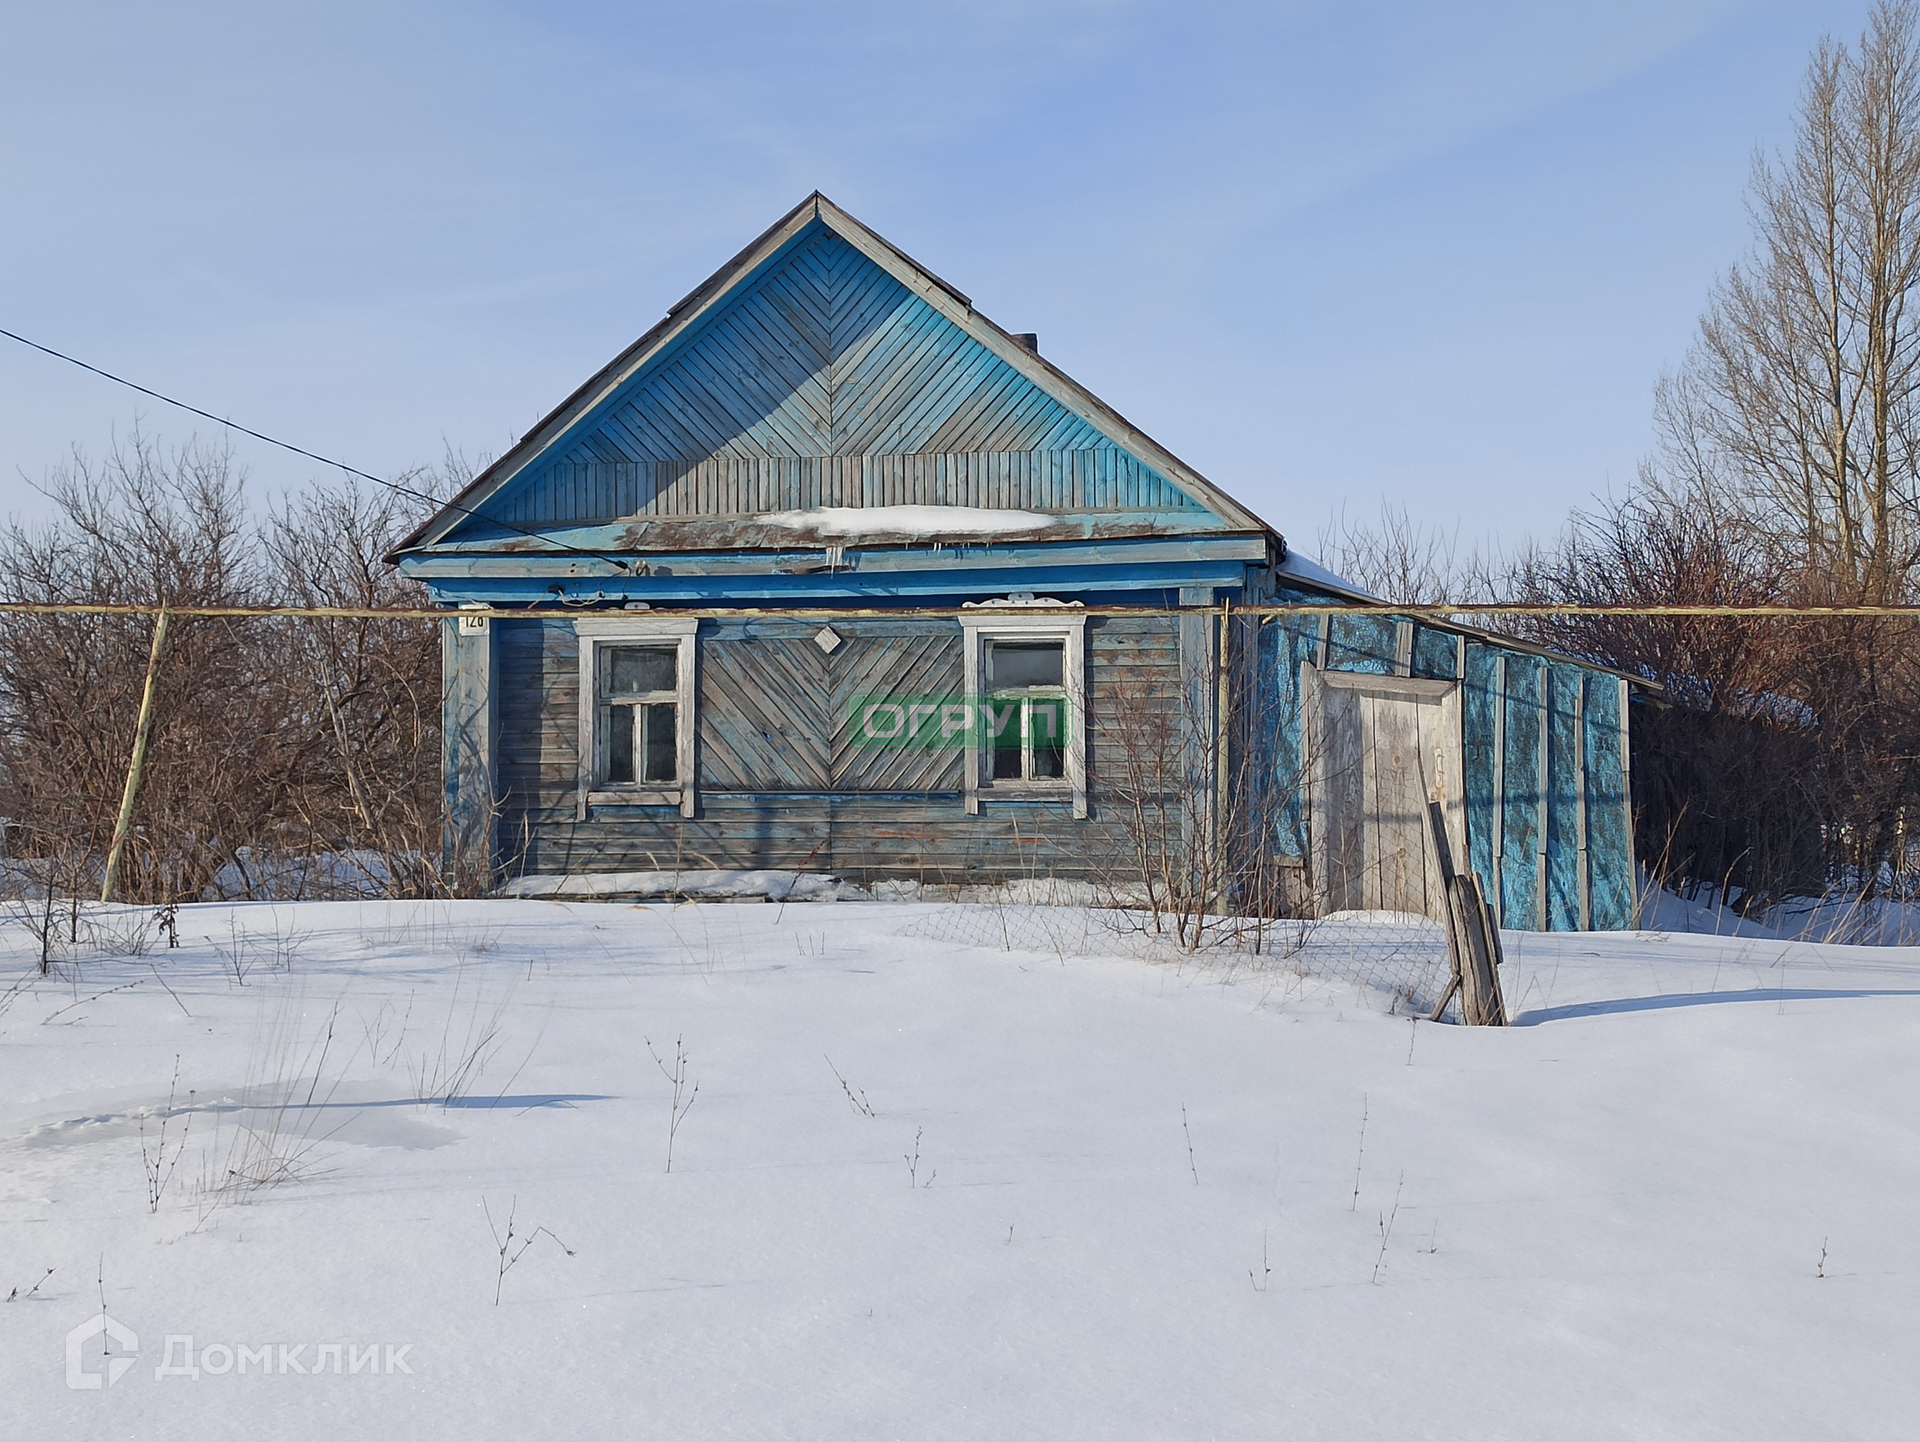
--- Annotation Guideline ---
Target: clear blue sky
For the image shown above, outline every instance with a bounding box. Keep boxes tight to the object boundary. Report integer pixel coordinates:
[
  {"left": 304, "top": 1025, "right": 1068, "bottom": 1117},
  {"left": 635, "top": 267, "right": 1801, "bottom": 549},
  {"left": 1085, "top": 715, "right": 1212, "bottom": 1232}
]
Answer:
[{"left": 0, "top": 0, "right": 1876, "bottom": 551}]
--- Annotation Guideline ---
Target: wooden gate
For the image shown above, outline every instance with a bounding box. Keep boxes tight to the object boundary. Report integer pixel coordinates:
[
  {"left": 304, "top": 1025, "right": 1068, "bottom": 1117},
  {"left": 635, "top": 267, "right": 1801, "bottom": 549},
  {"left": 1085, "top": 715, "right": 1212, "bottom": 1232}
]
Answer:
[{"left": 1302, "top": 665, "right": 1465, "bottom": 919}]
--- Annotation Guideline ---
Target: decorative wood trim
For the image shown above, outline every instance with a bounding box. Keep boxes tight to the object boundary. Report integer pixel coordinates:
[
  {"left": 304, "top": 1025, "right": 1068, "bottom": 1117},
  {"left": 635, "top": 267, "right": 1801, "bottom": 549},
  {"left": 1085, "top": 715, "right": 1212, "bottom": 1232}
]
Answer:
[
  {"left": 958, "top": 610, "right": 1088, "bottom": 818},
  {"left": 573, "top": 615, "right": 701, "bottom": 819}
]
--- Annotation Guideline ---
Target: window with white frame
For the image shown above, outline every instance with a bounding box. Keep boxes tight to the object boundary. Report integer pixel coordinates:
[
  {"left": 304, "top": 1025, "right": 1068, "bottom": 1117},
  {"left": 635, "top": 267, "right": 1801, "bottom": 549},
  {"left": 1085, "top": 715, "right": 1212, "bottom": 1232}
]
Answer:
[
  {"left": 986, "top": 641, "right": 1068, "bottom": 781},
  {"left": 573, "top": 616, "right": 698, "bottom": 817},
  {"left": 959, "top": 608, "right": 1087, "bottom": 817}
]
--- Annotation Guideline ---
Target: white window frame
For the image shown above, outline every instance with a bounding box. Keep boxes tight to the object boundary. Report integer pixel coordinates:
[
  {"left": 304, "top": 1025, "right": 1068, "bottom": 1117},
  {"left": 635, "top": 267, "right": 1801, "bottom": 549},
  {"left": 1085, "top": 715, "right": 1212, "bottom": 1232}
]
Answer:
[
  {"left": 574, "top": 616, "right": 699, "bottom": 818},
  {"left": 959, "top": 612, "right": 1087, "bottom": 818}
]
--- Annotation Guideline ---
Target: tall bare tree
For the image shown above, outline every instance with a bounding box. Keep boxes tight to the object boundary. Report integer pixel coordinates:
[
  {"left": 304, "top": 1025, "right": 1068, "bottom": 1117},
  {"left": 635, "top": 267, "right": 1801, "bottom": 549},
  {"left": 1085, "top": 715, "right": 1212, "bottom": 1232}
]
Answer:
[
  {"left": 1683, "top": 0, "right": 1920, "bottom": 603},
  {"left": 1496, "top": 3, "right": 1920, "bottom": 907}
]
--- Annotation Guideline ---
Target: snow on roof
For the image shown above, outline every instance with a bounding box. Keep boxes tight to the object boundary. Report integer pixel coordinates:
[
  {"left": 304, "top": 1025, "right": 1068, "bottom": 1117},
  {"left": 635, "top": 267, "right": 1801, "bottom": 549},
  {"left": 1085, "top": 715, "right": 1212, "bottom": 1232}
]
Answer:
[
  {"left": 1275, "top": 548, "right": 1375, "bottom": 599},
  {"left": 758, "top": 505, "right": 1052, "bottom": 538}
]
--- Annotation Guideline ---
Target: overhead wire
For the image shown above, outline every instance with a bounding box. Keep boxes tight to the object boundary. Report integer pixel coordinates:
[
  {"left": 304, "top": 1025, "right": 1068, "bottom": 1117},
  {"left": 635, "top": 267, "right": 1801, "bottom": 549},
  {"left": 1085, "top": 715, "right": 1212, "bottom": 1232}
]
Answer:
[
  {"left": 7, "top": 332, "right": 1920, "bottom": 623},
  {"left": 0, "top": 324, "right": 632, "bottom": 567}
]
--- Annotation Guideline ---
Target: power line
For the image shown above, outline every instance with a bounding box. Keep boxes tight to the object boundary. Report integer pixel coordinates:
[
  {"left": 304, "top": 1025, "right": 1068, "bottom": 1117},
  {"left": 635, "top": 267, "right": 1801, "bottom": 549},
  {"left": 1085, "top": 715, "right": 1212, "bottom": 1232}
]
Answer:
[
  {"left": 6, "top": 329, "right": 1916, "bottom": 620},
  {"left": 0, "top": 601, "right": 1909, "bottom": 621},
  {"left": 0, "top": 324, "right": 625, "bottom": 565}
]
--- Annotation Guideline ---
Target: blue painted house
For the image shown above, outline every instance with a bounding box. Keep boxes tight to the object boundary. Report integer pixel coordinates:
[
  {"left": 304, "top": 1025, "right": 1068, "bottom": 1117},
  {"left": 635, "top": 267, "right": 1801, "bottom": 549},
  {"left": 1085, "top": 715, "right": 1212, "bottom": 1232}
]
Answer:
[{"left": 392, "top": 194, "right": 1640, "bottom": 930}]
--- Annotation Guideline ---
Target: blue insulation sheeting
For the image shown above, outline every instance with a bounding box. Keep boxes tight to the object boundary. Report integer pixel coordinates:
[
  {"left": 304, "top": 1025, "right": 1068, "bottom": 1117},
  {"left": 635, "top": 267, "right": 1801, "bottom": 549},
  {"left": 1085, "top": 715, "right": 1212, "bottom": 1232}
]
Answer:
[
  {"left": 1583, "top": 676, "right": 1634, "bottom": 929},
  {"left": 1264, "top": 613, "right": 1319, "bottom": 859},
  {"left": 1326, "top": 615, "right": 1396, "bottom": 673},
  {"left": 1461, "top": 642, "right": 1500, "bottom": 899},
  {"left": 1545, "top": 661, "right": 1584, "bottom": 932},
  {"left": 1411, "top": 625, "right": 1458, "bottom": 680},
  {"left": 1500, "top": 659, "right": 1544, "bottom": 929}
]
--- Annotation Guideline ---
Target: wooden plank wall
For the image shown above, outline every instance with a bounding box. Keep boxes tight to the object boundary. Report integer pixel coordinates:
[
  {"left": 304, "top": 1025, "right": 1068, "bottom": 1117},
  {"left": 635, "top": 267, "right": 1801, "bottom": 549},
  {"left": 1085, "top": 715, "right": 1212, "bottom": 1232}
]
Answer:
[
  {"left": 494, "top": 449, "right": 1201, "bottom": 524},
  {"left": 472, "top": 229, "right": 1202, "bottom": 528},
  {"left": 488, "top": 609, "right": 1640, "bottom": 926},
  {"left": 492, "top": 613, "right": 1183, "bottom": 885}
]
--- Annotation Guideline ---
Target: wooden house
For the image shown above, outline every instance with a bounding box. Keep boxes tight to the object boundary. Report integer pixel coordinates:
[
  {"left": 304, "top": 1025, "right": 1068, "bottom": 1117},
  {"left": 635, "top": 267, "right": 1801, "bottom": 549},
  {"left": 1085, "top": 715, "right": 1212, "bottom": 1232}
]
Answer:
[{"left": 391, "top": 194, "right": 1641, "bottom": 930}]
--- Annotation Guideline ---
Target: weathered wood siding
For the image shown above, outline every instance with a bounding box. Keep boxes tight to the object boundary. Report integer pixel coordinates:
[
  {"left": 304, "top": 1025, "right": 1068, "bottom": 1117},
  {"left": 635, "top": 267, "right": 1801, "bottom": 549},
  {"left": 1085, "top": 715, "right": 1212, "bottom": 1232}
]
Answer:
[
  {"left": 470, "top": 231, "right": 1204, "bottom": 528},
  {"left": 1266, "top": 621, "right": 1637, "bottom": 933},
  {"left": 492, "top": 613, "right": 1182, "bottom": 884},
  {"left": 489, "top": 604, "right": 1639, "bottom": 925}
]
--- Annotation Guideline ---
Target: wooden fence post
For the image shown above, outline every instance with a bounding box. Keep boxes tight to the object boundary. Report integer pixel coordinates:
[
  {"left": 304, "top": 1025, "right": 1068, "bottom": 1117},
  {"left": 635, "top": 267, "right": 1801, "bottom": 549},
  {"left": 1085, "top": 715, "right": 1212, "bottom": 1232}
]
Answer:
[{"left": 101, "top": 607, "right": 171, "bottom": 904}]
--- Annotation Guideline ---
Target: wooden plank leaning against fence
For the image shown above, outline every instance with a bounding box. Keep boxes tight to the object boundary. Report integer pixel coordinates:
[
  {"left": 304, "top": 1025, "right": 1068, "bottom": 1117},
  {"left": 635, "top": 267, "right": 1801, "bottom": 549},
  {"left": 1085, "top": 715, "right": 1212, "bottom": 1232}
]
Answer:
[{"left": 1424, "top": 794, "right": 1508, "bottom": 1026}]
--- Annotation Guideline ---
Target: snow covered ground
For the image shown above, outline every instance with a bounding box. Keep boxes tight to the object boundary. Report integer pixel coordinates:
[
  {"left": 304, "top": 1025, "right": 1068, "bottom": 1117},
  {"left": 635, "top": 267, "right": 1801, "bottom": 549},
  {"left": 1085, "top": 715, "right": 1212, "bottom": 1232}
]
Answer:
[{"left": 3, "top": 898, "right": 1916, "bottom": 1440}]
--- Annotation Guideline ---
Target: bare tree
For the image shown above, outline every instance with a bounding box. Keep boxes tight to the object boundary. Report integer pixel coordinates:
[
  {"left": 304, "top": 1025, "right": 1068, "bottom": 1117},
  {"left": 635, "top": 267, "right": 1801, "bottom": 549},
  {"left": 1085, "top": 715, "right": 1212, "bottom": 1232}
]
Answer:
[
  {"left": 1314, "top": 501, "right": 1497, "bottom": 607},
  {"left": 1683, "top": 0, "right": 1920, "bottom": 603},
  {"left": 0, "top": 431, "right": 467, "bottom": 906},
  {"left": 1476, "top": 4, "right": 1920, "bottom": 909},
  {"left": 0, "top": 432, "right": 281, "bottom": 902},
  {"left": 263, "top": 472, "right": 449, "bottom": 896}
]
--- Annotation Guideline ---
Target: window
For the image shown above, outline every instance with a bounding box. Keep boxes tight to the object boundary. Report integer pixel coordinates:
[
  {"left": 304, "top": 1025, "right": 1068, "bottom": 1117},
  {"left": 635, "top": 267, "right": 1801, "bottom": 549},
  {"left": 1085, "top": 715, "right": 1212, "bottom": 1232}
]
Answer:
[
  {"left": 601, "top": 646, "right": 679, "bottom": 784},
  {"left": 987, "top": 641, "right": 1067, "bottom": 781},
  {"left": 573, "top": 616, "right": 699, "bottom": 817},
  {"left": 959, "top": 608, "right": 1087, "bottom": 817}
]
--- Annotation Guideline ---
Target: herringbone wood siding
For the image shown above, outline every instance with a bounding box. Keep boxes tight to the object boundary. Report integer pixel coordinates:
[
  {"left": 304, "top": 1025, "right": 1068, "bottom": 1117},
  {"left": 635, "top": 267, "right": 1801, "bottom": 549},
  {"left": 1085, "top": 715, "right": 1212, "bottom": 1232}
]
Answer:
[{"left": 478, "top": 231, "right": 1203, "bottom": 526}]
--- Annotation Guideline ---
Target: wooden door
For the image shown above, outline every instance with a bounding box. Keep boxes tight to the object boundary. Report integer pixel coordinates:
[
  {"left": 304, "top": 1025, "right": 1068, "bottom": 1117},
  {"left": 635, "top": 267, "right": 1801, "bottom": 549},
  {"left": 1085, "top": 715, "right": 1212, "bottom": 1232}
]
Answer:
[{"left": 1302, "top": 665, "right": 1464, "bottom": 919}]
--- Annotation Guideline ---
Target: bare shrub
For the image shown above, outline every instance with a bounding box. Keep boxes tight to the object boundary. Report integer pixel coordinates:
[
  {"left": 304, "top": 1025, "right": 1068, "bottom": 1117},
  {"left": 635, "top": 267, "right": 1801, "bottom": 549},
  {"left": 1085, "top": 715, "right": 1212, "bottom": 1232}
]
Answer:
[
  {"left": 1089, "top": 608, "right": 1306, "bottom": 951},
  {"left": 483, "top": 1196, "right": 574, "bottom": 1305},
  {"left": 0, "top": 432, "right": 480, "bottom": 905}
]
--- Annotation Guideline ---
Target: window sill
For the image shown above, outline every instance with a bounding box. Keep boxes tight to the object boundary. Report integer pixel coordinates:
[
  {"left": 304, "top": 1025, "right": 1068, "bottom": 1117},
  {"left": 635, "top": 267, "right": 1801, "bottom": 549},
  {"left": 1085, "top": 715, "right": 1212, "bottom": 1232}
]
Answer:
[
  {"left": 967, "top": 782, "right": 1086, "bottom": 818},
  {"left": 581, "top": 786, "right": 692, "bottom": 818}
]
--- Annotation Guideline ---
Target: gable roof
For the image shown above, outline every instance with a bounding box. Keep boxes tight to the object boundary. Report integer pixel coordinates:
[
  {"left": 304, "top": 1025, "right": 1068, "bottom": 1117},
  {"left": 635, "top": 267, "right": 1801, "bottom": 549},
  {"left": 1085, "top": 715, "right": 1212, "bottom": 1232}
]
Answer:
[{"left": 394, "top": 193, "right": 1273, "bottom": 555}]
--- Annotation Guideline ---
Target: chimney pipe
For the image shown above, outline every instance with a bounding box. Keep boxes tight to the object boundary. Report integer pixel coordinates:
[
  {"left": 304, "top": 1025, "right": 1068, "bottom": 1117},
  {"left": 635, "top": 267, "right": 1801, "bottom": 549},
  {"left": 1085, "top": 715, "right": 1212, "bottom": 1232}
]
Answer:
[{"left": 1013, "top": 333, "right": 1040, "bottom": 355}]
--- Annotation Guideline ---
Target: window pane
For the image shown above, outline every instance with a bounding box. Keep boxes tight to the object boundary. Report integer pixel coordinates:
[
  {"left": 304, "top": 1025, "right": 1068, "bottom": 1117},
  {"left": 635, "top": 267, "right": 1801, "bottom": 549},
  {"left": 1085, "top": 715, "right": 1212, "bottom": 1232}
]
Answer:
[
  {"left": 1032, "top": 699, "right": 1066, "bottom": 778},
  {"left": 605, "top": 646, "right": 677, "bottom": 696},
  {"left": 989, "top": 641, "right": 1063, "bottom": 689},
  {"left": 991, "top": 736, "right": 1023, "bottom": 779},
  {"left": 642, "top": 702, "right": 677, "bottom": 782},
  {"left": 606, "top": 704, "right": 636, "bottom": 783}
]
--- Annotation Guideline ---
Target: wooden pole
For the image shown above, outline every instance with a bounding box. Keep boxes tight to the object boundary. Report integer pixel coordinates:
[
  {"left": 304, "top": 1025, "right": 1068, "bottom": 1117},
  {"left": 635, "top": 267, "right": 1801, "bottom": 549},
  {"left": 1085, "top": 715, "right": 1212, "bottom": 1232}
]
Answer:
[{"left": 101, "top": 608, "right": 170, "bottom": 904}]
